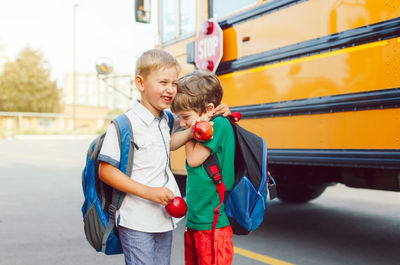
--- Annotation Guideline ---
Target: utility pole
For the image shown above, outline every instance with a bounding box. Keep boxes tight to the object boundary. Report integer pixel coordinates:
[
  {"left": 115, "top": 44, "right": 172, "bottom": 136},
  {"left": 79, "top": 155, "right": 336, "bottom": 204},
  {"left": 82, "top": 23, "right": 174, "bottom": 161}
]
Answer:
[{"left": 72, "top": 3, "right": 79, "bottom": 129}]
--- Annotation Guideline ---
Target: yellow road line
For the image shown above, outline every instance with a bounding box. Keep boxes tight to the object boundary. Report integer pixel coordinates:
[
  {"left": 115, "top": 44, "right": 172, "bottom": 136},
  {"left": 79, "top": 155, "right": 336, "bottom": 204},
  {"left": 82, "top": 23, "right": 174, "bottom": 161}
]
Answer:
[
  {"left": 220, "top": 39, "right": 388, "bottom": 80},
  {"left": 234, "top": 246, "right": 295, "bottom": 265}
]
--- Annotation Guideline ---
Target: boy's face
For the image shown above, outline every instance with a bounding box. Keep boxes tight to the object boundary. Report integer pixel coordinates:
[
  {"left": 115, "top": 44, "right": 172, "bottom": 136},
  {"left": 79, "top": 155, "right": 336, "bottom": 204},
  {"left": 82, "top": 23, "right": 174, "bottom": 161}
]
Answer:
[
  {"left": 176, "top": 110, "right": 209, "bottom": 129},
  {"left": 136, "top": 66, "right": 178, "bottom": 117}
]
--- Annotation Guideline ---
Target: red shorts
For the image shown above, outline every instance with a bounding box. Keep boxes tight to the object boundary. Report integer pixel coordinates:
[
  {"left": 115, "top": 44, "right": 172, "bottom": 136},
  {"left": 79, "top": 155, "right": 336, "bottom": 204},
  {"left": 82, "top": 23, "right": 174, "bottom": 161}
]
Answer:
[{"left": 184, "top": 226, "right": 234, "bottom": 265}]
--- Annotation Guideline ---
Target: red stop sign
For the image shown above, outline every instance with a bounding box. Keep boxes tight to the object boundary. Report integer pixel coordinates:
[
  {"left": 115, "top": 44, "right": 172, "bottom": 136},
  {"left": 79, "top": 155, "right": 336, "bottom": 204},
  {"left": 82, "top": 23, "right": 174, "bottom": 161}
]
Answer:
[{"left": 195, "top": 20, "right": 223, "bottom": 73}]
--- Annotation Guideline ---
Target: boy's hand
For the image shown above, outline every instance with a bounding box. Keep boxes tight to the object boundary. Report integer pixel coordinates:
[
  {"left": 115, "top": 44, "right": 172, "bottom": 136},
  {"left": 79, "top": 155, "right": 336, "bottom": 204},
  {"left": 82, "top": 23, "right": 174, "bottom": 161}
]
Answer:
[
  {"left": 213, "top": 102, "right": 231, "bottom": 117},
  {"left": 146, "top": 186, "right": 174, "bottom": 206}
]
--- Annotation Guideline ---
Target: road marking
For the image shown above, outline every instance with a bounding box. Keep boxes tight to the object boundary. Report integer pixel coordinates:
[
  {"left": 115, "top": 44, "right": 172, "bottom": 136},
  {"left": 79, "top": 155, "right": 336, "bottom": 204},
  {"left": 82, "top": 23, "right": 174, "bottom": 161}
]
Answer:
[{"left": 234, "top": 247, "right": 295, "bottom": 265}]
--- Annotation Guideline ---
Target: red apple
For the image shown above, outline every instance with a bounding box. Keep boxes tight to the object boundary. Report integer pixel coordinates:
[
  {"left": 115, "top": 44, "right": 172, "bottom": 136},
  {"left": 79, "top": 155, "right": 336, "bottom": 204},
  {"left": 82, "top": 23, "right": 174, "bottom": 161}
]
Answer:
[
  {"left": 192, "top": 120, "right": 213, "bottom": 142},
  {"left": 165, "top": 196, "right": 187, "bottom": 218}
]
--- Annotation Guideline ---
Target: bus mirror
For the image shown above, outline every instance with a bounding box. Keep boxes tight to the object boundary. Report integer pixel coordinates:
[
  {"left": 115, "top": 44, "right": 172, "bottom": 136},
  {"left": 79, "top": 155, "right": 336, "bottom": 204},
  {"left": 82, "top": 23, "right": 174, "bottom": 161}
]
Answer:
[
  {"left": 135, "top": 0, "right": 151, "bottom": 24},
  {"left": 95, "top": 57, "right": 114, "bottom": 76}
]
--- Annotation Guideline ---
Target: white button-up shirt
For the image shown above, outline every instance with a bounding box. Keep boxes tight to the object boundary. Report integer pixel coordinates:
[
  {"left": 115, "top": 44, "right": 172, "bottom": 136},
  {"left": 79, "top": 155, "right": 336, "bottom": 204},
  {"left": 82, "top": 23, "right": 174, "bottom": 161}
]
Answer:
[{"left": 99, "top": 101, "right": 181, "bottom": 232}]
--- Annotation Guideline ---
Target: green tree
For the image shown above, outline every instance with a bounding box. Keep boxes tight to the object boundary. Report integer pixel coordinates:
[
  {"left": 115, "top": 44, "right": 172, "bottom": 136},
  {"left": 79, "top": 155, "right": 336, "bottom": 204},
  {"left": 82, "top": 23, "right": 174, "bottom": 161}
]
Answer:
[{"left": 0, "top": 47, "right": 60, "bottom": 112}]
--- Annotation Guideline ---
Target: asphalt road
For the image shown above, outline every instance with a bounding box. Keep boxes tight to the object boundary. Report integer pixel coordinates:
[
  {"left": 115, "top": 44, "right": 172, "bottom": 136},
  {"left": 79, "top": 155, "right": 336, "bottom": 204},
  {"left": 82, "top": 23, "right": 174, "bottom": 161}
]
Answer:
[{"left": 1, "top": 137, "right": 399, "bottom": 265}]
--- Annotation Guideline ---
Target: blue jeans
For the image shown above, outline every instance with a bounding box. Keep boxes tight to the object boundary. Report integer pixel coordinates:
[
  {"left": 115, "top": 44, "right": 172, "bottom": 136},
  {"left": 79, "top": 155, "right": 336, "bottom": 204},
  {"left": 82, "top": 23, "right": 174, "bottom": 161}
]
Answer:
[{"left": 118, "top": 226, "right": 173, "bottom": 265}]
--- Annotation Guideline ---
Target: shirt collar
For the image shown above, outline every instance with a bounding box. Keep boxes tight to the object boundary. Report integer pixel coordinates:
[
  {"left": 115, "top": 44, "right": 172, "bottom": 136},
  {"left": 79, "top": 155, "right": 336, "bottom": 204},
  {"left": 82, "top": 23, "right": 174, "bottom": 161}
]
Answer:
[{"left": 132, "top": 101, "right": 168, "bottom": 126}]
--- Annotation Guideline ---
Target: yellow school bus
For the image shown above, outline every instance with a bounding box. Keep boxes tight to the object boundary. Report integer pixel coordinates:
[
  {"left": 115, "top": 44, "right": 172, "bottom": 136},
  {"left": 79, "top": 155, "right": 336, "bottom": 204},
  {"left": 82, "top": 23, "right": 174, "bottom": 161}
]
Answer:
[{"left": 135, "top": 0, "right": 400, "bottom": 202}]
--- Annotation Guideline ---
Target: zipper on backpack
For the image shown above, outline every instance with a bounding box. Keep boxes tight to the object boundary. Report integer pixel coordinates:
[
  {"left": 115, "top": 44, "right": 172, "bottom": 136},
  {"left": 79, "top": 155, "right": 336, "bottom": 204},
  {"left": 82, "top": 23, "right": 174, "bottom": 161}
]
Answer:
[{"left": 249, "top": 191, "right": 264, "bottom": 217}]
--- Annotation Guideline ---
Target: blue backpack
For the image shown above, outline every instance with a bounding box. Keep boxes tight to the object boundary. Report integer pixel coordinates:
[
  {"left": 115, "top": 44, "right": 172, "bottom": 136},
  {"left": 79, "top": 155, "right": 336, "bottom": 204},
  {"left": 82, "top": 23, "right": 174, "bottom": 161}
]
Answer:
[
  {"left": 203, "top": 114, "right": 276, "bottom": 236},
  {"left": 81, "top": 111, "right": 174, "bottom": 255}
]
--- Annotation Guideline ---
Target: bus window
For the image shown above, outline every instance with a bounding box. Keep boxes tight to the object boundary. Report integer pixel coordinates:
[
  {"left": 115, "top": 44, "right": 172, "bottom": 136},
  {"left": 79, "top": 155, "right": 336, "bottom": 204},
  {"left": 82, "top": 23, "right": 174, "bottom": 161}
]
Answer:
[
  {"left": 161, "top": 0, "right": 196, "bottom": 44},
  {"left": 210, "top": 0, "right": 256, "bottom": 19},
  {"left": 161, "top": 0, "right": 176, "bottom": 42},
  {"left": 180, "top": 0, "right": 196, "bottom": 38}
]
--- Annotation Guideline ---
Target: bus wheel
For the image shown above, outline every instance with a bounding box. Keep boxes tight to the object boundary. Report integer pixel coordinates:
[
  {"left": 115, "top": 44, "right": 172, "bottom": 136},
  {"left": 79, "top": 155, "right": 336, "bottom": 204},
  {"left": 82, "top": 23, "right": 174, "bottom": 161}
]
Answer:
[{"left": 276, "top": 184, "right": 326, "bottom": 203}]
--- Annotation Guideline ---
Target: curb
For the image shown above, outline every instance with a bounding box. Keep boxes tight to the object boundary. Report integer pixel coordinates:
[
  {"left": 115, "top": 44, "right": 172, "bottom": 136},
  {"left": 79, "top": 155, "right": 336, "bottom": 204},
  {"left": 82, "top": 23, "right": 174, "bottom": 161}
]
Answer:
[{"left": 8, "top": 135, "right": 96, "bottom": 140}]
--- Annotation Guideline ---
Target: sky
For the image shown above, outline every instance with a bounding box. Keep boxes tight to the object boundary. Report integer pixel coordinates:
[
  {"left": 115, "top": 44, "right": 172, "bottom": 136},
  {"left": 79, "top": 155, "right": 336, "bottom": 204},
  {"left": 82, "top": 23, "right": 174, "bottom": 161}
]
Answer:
[{"left": 0, "top": 0, "right": 158, "bottom": 85}]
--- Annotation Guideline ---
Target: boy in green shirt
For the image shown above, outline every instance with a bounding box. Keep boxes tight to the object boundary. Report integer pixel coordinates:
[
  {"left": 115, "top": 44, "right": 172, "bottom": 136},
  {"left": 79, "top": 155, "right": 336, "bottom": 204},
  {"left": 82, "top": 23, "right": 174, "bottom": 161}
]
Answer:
[{"left": 171, "top": 70, "right": 235, "bottom": 265}]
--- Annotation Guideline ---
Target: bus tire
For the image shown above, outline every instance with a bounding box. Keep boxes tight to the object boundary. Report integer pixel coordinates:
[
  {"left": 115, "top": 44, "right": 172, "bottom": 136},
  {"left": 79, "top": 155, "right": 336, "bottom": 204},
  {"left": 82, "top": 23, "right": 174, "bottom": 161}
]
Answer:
[{"left": 277, "top": 184, "right": 326, "bottom": 203}]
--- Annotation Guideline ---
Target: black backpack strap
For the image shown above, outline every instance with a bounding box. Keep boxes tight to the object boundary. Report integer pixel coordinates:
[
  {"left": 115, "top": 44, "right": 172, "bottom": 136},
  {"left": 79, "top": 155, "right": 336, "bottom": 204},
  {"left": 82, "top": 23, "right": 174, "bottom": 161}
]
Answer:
[
  {"left": 101, "top": 189, "right": 121, "bottom": 251},
  {"left": 203, "top": 153, "right": 227, "bottom": 265},
  {"left": 267, "top": 171, "right": 277, "bottom": 200},
  {"left": 204, "top": 154, "right": 223, "bottom": 185}
]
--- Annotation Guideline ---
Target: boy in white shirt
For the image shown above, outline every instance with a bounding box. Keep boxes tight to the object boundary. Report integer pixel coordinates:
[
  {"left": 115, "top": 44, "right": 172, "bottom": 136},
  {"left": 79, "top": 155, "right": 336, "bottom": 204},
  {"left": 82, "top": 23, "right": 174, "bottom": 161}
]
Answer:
[
  {"left": 98, "top": 49, "right": 229, "bottom": 265},
  {"left": 99, "top": 49, "right": 180, "bottom": 265}
]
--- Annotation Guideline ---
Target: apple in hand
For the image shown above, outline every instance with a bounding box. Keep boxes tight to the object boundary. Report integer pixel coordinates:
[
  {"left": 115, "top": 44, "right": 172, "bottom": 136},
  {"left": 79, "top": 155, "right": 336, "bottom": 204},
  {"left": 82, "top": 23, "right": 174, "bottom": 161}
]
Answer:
[
  {"left": 192, "top": 120, "right": 214, "bottom": 142},
  {"left": 165, "top": 196, "right": 187, "bottom": 218}
]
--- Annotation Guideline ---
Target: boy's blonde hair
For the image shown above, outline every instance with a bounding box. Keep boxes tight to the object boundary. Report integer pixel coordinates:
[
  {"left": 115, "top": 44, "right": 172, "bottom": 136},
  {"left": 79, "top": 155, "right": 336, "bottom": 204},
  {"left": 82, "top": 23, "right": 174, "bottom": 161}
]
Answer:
[
  {"left": 171, "top": 70, "right": 223, "bottom": 114},
  {"left": 135, "top": 49, "right": 181, "bottom": 77}
]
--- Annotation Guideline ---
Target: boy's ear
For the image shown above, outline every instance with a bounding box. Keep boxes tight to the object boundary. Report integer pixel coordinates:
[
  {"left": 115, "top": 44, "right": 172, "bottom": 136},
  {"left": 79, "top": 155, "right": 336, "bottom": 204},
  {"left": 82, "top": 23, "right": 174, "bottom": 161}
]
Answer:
[
  {"left": 206, "top": 103, "right": 215, "bottom": 117},
  {"left": 135, "top": 75, "right": 145, "bottom": 92}
]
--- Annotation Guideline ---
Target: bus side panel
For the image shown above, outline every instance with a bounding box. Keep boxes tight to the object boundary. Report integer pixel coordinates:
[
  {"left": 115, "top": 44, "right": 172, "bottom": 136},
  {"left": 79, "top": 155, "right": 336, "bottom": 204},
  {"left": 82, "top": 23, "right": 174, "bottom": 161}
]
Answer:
[
  {"left": 221, "top": 0, "right": 400, "bottom": 62},
  {"left": 238, "top": 108, "right": 400, "bottom": 150},
  {"left": 220, "top": 37, "right": 400, "bottom": 106}
]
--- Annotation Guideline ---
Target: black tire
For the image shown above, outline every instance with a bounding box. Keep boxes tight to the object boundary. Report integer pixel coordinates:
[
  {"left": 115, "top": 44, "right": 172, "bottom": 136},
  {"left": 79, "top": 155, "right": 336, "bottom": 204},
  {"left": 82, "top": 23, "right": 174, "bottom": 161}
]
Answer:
[{"left": 277, "top": 184, "right": 326, "bottom": 203}]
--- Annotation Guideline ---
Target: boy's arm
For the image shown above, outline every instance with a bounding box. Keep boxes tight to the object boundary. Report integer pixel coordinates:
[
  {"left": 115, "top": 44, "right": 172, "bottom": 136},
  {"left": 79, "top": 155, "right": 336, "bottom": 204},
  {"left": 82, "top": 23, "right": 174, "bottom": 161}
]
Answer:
[
  {"left": 169, "top": 103, "right": 228, "bottom": 150},
  {"left": 170, "top": 127, "right": 193, "bottom": 151},
  {"left": 99, "top": 162, "right": 174, "bottom": 206},
  {"left": 185, "top": 139, "right": 212, "bottom": 168}
]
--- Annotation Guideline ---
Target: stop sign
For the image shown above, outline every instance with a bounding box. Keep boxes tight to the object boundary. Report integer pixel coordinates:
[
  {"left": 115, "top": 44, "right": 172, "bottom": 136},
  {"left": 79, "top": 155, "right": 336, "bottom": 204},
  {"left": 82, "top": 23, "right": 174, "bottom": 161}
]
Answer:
[{"left": 195, "top": 20, "right": 223, "bottom": 73}]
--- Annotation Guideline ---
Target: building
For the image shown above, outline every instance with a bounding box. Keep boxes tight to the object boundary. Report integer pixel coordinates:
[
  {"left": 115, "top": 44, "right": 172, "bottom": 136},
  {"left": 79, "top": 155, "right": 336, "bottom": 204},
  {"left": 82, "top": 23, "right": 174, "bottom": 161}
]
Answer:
[{"left": 62, "top": 71, "right": 138, "bottom": 111}]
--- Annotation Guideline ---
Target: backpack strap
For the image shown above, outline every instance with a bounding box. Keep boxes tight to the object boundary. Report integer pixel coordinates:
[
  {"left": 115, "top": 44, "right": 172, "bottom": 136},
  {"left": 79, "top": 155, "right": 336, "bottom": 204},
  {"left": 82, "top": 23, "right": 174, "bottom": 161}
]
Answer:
[
  {"left": 203, "top": 153, "right": 227, "bottom": 265},
  {"left": 267, "top": 171, "right": 277, "bottom": 200},
  {"left": 101, "top": 114, "right": 134, "bottom": 253},
  {"left": 165, "top": 110, "right": 174, "bottom": 135}
]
